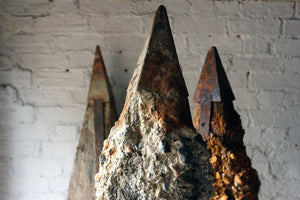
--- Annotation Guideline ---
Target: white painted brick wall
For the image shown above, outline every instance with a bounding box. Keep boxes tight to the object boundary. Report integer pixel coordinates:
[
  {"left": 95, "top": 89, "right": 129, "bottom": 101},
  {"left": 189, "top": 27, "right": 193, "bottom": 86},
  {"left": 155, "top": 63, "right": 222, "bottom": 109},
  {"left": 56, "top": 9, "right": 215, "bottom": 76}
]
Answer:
[{"left": 0, "top": 0, "right": 299, "bottom": 200}]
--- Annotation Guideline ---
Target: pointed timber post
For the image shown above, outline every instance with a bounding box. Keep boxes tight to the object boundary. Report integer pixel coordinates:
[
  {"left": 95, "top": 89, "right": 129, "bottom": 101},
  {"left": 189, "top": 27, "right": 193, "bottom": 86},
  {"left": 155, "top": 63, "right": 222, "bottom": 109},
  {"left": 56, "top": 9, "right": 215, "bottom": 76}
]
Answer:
[
  {"left": 67, "top": 46, "right": 117, "bottom": 200},
  {"left": 95, "top": 5, "right": 213, "bottom": 200},
  {"left": 193, "top": 47, "right": 260, "bottom": 200}
]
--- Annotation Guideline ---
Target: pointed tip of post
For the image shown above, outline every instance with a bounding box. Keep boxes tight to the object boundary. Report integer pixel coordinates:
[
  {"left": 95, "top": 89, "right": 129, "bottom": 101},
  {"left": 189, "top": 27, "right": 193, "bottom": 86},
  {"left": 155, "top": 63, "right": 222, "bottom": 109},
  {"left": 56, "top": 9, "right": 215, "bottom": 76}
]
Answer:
[
  {"left": 193, "top": 46, "right": 235, "bottom": 103},
  {"left": 156, "top": 5, "right": 167, "bottom": 16},
  {"left": 152, "top": 5, "right": 169, "bottom": 31},
  {"left": 119, "top": 6, "right": 191, "bottom": 130},
  {"left": 133, "top": 4, "right": 188, "bottom": 97},
  {"left": 88, "top": 45, "right": 113, "bottom": 102},
  {"left": 95, "top": 45, "right": 101, "bottom": 56}
]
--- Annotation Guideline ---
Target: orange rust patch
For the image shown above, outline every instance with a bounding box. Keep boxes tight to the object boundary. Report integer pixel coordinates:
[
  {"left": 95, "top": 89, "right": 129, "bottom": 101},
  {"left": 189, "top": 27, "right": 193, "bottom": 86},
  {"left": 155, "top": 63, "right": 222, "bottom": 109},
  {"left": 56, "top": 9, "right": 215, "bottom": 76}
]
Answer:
[
  {"left": 109, "top": 148, "right": 117, "bottom": 157},
  {"left": 104, "top": 140, "right": 110, "bottom": 150}
]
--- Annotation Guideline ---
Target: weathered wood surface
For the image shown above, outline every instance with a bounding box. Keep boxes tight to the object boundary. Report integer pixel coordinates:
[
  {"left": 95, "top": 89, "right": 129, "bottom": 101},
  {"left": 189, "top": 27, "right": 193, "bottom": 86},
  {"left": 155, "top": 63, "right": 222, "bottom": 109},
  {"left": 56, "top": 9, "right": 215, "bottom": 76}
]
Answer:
[
  {"left": 193, "top": 47, "right": 260, "bottom": 200},
  {"left": 95, "top": 5, "right": 213, "bottom": 200},
  {"left": 67, "top": 46, "right": 116, "bottom": 200}
]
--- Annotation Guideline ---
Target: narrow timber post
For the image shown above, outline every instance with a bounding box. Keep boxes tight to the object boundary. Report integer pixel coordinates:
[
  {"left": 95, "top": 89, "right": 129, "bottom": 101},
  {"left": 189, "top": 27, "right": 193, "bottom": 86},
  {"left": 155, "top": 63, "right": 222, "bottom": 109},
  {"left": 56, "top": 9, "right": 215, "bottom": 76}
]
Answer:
[
  {"left": 94, "top": 5, "right": 213, "bottom": 200},
  {"left": 67, "top": 46, "right": 117, "bottom": 200},
  {"left": 193, "top": 47, "right": 260, "bottom": 200}
]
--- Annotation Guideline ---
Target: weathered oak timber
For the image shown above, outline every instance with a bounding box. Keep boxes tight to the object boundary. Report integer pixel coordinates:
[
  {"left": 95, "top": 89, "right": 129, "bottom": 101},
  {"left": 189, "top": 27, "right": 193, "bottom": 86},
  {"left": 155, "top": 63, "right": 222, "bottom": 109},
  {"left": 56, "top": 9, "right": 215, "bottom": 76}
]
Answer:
[
  {"left": 193, "top": 47, "right": 260, "bottom": 200},
  {"left": 95, "top": 5, "right": 213, "bottom": 200},
  {"left": 67, "top": 46, "right": 116, "bottom": 200}
]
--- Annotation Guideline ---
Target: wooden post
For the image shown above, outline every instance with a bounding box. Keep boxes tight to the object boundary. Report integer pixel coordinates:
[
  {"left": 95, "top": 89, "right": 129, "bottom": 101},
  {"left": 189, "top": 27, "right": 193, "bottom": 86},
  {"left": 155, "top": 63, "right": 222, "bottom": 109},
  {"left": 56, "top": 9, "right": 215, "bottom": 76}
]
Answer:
[
  {"left": 193, "top": 47, "right": 260, "bottom": 200},
  {"left": 67, "top": 46, "right": 117, "bottom": 200}
]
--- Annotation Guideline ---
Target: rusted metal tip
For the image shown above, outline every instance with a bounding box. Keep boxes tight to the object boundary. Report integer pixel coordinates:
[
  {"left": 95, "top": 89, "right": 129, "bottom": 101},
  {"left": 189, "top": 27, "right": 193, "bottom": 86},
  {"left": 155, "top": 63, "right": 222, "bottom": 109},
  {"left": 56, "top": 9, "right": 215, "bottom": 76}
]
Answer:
[
  {"left": 156, "top": 5, "right": 167, "bottom": 17},
  {"left": 119, "top": 6, "right": 192, "bottom": 131},
  {"left": 95, "top": 45, "right": 101, "bottom": 57},
  {"left": 193, "top": 47, "right": 235, "bottom": 141},
  {"left": 193, "top": 47, "right": 235, "bottom": 104},
  {"left": 88, "top": 46, "right": 113, "bottom": 103},
  {"left": 134, "top": 5, "right": 188, "bottom": 97}
]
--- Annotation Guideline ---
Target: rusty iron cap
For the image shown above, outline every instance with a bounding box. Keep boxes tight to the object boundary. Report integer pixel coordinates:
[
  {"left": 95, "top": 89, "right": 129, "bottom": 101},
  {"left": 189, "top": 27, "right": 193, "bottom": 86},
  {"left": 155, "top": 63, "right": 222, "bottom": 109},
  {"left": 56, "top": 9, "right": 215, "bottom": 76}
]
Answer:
[
  {"left": 193, "top": 47, "right": 235, "bottom": 105},
  {"left": 119, "top": 5, "right": 192, "bottom": 131},
  {"left": 193, "top": 47, "right": 235, "bottom": 140},
  {"left": 135, "top": 5, "right": 188, "bottom": 98}
]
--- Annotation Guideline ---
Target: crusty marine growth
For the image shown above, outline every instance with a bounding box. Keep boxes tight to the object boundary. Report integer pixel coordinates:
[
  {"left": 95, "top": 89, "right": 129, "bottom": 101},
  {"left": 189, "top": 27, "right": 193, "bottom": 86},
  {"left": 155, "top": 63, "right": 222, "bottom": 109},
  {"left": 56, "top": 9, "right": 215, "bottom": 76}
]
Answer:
[{"left": 95, "top": 5, "right": 213, "bottom": 200}]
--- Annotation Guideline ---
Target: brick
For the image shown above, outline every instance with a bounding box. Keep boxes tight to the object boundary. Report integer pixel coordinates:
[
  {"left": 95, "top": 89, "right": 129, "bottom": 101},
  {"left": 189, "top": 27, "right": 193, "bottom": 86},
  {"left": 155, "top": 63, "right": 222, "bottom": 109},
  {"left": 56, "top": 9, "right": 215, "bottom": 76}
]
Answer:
[
  {"left": 10, "top": 167, "right": 50, "bottom": 193},
  {"left": 79, "top": 0, "right": 136, "bottom": 15},
  {"left": 30, "top": 193, "right": 66, "bottom": 200},
  {"left": 231, "top": 56, "right": 285, "bottom": 73},
  {"left": 285, "top": 20, "right": 300, "bottom": 37},
  {"left": 276, "top": 39, "right": 300, "bottom": 57},
  {"left": 32, "top": 69, "right": 85, "bottom": 89},
  {"left": 4, "top": 35, "right": 52, "bottom": 53},
  {"left": 0, "top": 69, "right": 31, "bottom": 88},
  {"left": 229, "top": 18, "right": 281, "bottom": 36},
  {"left": 189, "top": 1, "right": 215, "bottom": 16},
  {"left": 188, "top": 35, "right": 243, "bottom": 55},
  {"left": 0, "top": 55, "right": 13, "bottom": 70},
  {"left": 51, "top": 0, "right": 78, "bottom": 14},
  {"left": 173, "top": 16, "right": 226, "bottom": 34},
  {"left": 253, "top": 149, "right": 268, "bottom": 163},
  {"left": 0, "top": 105, "right": 34, "bottom": 124},
  {"left": 233, "top": 88, "right": 258, "bottom": 110},
  {"left": 49, "top": 175, "right": 71, "bottom": 193},
  {"left": 50, "top": 125, "right": 79, "bottom": 142},
  {"left": 52, "top": 33, "right": 103, "bottom": 52},
  {"left": 243, "top": 36, "right": 274, "bottom": 55},
  {"left": 298, "top": 1, "right": 300, "bottom": 17},
  {"left": 236, "top": 109, "right": 250, "bottom": 128},
  {"left": 285, "top": 91, "right": 300, "bottom": 109},
  {"left": 80, "top": 0, "right": 190, "bottom": 15},
  {"left": 249, "top": 109, "right": 300, "bottom": 128},
  {"left": 0, "top": 122, "right": 52, "bottom": 142},
  {"left": 179, "top": 54, "right": 204, "bottom": 72},
  {"left": 20, "top": 53, "right": 67, "bottom": 70},
  {"left": 249, "top": 73, "right": 300, "bottom": 91},
  {"left": 0, "top": 141, "right": 40, "bottom": 158},
  {"left": 1, "top": 0, "right": 50, "bottom": 16},
  {"left": 172, "top": 33, "right": 188, "bottom": 56},
  {"left": 257, "top": 91, "right": 285, "bottom": 110},
  {"left": 0, "top": 12, "right": 14, "bottom": 43},
  {"left": 285, "top": 58, "right": 300, "bottom": 74},
  {"left": 226, "top": 71, "right": 248, "bottom": 88},
  {"left": 260, "top": 127, "right": 286, "bottom": 150},
  {"left": 88, "top": 15, "right": 143, "bottom": 33},
  {"left": 68, "top": 51, "right": 93, "bottom": 69},
  {"left": 287, "top": 127, "right": 300, "bottom": 148},
  {"left": 33, "top": 14, "right": 88, "bottom": 34},
  {"left": 12, "top": 16, "right": 34, "bottom": 34},
  {"left": 215, "top": 1, "right": 240, "bottom": 16},
  {"left": 0, "top": 85, "right": 18, "bottom": 106},
  {"left": 162, "top": 0, "right": 191, "bottom": 16},
  {"left": 36, "top": 107, "right": 85, "bottom": 124},
  {"left": 70, "top": 88, "right": 88, "bottom": 105},
  {"left": 252, "top": 160, "right": 269, "bottom": 176},
  {"left": 102, "top": 33, "right": 145, "bottom": 52},
  {"left": 40, "top": 141, "right": 77, "bottom": 159},
  {"left": 258, "top": 177, "right": 276, "bottom": 199},
  {"left": 20, "top": 88, "right": 74, "bottom": 107},
  {"left": 240, "top": 1, "right": 295, "bottom": 17},
  {"left": 243, "top": 125, "right": 262, "bottom": 148}
]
